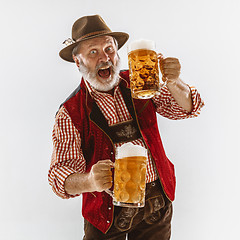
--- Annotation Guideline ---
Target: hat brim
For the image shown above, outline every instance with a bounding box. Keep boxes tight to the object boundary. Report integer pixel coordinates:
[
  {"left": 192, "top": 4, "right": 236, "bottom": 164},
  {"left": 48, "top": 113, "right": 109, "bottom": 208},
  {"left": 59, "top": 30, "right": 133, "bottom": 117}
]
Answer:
[{"left": 59, "top": 32, "right": 129, "bottom": 63}]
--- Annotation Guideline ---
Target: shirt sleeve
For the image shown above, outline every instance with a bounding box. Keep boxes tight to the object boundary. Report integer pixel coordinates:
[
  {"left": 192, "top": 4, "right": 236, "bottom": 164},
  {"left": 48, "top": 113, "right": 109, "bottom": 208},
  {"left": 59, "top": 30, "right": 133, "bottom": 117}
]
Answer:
[
  {"left": 152, "top": 85, "right": 205, "bottom": 120},
  {"left": 48, "top": 106, "right": 86, "bottom": 199}
]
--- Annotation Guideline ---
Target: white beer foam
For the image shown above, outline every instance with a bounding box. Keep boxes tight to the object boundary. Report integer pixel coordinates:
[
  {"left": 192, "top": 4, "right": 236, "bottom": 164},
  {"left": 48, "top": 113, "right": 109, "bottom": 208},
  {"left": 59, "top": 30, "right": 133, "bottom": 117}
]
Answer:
[
  {"left": 117, "top": 142, "right": 147, "bottom": 159},
  {"left": 128, "top": 39, "right": 155, "bottom": 53}
]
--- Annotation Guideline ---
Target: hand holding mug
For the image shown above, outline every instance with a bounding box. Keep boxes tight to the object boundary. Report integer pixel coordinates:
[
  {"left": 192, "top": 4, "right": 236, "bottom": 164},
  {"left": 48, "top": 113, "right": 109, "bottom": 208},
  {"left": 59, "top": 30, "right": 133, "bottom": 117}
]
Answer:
[
  {"left": 158, "top": 54, "right": 181, "bottom": 83},
  {"left": 89, "top": 160, "right": 114, "bottom": 192}
]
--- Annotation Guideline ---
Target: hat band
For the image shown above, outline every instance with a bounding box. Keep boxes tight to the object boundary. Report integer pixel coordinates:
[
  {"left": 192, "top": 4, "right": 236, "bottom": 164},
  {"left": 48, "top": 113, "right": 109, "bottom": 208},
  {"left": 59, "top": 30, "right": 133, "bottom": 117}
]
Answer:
[{"left": 76, "top": 30, "right": 112, "bottom": 42}]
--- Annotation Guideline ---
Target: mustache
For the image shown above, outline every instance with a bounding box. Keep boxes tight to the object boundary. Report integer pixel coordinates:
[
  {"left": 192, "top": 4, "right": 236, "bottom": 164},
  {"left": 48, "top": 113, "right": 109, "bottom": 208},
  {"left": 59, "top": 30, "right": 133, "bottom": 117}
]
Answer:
[{"left": 96, "top": 61, "right": 113, "bottom": 71}]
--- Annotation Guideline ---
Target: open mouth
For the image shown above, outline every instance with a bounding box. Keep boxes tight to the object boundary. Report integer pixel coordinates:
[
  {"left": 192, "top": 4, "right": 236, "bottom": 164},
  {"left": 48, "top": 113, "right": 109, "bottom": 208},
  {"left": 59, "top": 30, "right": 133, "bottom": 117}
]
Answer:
[{"left": 98, "top": 66, "right": 111, "bottom": 79}]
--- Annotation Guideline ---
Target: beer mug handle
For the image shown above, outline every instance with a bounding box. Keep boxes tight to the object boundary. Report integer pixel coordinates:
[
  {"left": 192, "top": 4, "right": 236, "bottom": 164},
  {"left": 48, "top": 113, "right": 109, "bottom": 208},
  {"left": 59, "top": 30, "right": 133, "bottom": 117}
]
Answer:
[
  {"left": 104, "top": 161, "right": 115, "bottom": 198},
  {"left": 105, "top": 189, "right": 113, "bottom": 198},
  {"left": 157, "top": 53, "right": 168, "bottom": 93}
]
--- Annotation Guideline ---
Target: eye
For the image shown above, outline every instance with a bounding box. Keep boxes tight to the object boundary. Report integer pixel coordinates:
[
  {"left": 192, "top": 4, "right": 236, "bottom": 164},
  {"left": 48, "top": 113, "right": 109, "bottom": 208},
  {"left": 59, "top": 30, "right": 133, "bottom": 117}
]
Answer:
[
  {"left": 106, "top": 46, "right": 114, "bottom": 53},
  {"left": 89, "top": 49, "right": 97, "bottom": 55}
]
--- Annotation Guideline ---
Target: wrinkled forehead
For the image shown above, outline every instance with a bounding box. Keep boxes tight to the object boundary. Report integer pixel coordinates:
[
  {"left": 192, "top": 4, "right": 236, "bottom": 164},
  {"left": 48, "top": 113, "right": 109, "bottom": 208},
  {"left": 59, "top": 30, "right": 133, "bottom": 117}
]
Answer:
[{"left": 80, "top": 35, "right": 115, "bottom": 50}]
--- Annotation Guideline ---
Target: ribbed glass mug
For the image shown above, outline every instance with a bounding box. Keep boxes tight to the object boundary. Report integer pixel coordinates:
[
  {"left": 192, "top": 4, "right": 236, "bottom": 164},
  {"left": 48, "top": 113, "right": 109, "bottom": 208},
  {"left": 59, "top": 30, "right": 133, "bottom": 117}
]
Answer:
[
  {"left": 106, "top": 143, "right": 148, "bottom": 208},
  {"left": 128, "top": 39, "right": 160, "bottom": 99}
]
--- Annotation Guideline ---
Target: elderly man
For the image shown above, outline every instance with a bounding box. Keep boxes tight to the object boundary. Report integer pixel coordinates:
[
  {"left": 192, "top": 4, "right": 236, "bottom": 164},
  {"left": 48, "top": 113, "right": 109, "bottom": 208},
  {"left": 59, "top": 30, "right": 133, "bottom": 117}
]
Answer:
[{"left": 48, "top": 15, "right": 204, "bottom": 240}]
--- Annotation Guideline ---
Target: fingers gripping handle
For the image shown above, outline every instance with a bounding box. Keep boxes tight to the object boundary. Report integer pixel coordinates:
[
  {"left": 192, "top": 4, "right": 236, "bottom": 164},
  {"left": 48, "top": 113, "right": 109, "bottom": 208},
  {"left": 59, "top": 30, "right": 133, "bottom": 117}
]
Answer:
[{"left": 105, "top": 162, "right": 115, "bottom": 198}]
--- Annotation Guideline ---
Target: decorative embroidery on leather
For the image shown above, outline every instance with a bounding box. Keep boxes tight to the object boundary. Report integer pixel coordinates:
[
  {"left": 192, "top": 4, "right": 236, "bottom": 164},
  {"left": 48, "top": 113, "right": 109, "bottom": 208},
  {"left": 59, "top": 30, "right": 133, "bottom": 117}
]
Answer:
[
  {"left": 145, "top": 211, "right": 161, "bottom": 224},
  {"left": 114, "top": 207, "right": 139, "bottom": 231},
  {"left": 115, "top": 124, "right": 137, "bottom": 139},
  {"left": 109, "top": 119, "right": 141, "bottom": 144}
]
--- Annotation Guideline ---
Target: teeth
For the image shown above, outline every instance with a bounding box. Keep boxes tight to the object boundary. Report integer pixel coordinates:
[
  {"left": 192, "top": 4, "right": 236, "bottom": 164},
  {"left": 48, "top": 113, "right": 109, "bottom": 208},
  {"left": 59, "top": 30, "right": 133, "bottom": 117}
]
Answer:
[{"left": 99, "top": 66, "right": 110, "bottom": 70}]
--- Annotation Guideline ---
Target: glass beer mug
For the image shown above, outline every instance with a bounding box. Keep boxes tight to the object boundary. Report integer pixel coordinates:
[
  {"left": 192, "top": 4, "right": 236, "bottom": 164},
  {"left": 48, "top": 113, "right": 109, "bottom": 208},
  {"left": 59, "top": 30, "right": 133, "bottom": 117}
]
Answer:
[
  {"left": 128, "top": 39, "right": 160, "bottom": 99},
  {"left": 106, "top": 143, "right": 148, "bottom": 208}
]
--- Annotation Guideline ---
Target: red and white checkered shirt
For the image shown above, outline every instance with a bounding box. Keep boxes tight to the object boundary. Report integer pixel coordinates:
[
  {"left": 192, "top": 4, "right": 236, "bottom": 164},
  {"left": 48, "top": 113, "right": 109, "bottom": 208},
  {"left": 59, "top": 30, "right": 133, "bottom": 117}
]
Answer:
[{"left": 49, "top": 78, "right": 204, "bottom": 199}]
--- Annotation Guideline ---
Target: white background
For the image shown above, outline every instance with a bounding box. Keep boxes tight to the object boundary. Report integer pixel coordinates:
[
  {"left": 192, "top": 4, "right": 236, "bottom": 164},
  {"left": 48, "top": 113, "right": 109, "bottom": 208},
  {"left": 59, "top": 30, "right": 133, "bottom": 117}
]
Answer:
[{"left": 1, "top": 0, "right": 239, "bottom": 239}]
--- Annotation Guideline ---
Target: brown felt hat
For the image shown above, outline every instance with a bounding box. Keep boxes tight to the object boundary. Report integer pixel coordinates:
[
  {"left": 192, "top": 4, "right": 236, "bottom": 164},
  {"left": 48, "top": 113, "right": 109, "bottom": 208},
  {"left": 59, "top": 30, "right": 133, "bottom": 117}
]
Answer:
[{"left": 59, "top": 15, "right": 129, "bottom": 62}]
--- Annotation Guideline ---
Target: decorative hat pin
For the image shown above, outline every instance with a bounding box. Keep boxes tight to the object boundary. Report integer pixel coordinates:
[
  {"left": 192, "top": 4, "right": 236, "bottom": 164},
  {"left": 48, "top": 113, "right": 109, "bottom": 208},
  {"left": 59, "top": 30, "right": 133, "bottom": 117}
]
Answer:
[{"left": 63, "top": 38, "right": 76, "bottom": 47}]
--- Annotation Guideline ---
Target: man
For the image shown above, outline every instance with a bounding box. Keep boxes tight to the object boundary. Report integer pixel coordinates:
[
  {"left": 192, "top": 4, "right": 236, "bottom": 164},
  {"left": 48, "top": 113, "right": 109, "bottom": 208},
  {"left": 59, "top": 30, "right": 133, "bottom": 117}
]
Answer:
[{"left": 48, "top": 15, "right": 204, "bottom": 239}]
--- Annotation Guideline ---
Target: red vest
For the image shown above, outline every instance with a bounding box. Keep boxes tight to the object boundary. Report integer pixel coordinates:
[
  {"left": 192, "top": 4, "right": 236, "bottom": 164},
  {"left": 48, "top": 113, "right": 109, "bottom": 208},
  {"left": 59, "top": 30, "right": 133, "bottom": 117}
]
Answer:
[{"left": 63, "top": 70, "right": 176, "bottom": 233}]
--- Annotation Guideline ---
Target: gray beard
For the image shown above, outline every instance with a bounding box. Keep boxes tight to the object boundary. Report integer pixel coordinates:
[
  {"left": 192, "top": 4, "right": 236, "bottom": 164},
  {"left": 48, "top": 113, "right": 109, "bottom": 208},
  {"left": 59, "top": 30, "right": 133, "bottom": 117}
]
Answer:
[{"left": 78, "top": 57, "right": 121, "bottom": 92}]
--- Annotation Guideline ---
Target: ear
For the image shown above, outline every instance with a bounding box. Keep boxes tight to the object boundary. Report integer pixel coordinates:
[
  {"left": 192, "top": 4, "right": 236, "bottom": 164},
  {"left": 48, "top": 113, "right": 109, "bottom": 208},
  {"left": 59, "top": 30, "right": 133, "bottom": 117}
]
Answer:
[{"left": 72, "top": 55, "right": 80, "bottom": 68}]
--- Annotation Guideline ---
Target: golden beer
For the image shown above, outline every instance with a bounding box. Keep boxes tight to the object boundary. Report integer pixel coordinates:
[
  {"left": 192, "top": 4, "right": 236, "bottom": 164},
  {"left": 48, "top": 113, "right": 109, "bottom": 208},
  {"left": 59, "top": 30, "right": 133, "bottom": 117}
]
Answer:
[
  {"left": 113, "top": 143, "right": 148, "bottom": 208},
  {"left": 128, "top": 40, "right": 160, "bottom": 99},
  {"left": 113, "top": 156, "right": 147, "bottom": 207}
]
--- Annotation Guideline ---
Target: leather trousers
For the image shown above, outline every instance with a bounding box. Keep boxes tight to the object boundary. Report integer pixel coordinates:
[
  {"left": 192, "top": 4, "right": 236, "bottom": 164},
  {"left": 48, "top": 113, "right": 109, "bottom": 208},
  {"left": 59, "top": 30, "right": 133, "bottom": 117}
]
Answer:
[{"left": 83, "top": 179, "right": 173, "bottom": 240}]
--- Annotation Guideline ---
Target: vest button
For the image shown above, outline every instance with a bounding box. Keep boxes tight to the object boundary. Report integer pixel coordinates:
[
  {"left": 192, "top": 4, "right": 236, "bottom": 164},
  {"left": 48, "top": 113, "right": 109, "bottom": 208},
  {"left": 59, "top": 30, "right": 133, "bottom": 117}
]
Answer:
[
  {"left": 108, "top": 207, "right": 112, "bottom": 210},
  {"left": 107, "top": 220, "right": 110, "bottom": 224},
  {"left": 110, "top": 152, "right": 114, "bottom": 155}
]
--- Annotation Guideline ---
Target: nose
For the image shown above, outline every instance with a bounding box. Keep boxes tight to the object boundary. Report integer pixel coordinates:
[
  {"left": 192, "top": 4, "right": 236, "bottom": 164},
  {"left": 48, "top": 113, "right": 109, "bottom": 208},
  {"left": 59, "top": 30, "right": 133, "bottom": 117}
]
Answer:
[{"left": 99, "top": 50, "right": 110, "bottom": 62}]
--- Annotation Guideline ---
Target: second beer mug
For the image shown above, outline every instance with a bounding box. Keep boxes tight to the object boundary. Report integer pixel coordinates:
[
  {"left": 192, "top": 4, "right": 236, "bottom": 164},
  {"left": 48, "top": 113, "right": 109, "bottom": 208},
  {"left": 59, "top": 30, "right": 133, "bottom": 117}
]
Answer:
[
  {"left": 106, "top": 143, "right": 148, "bottom": 208},
  {"left": 128, "top": 39, "right": 160, "bottom": 99}
]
